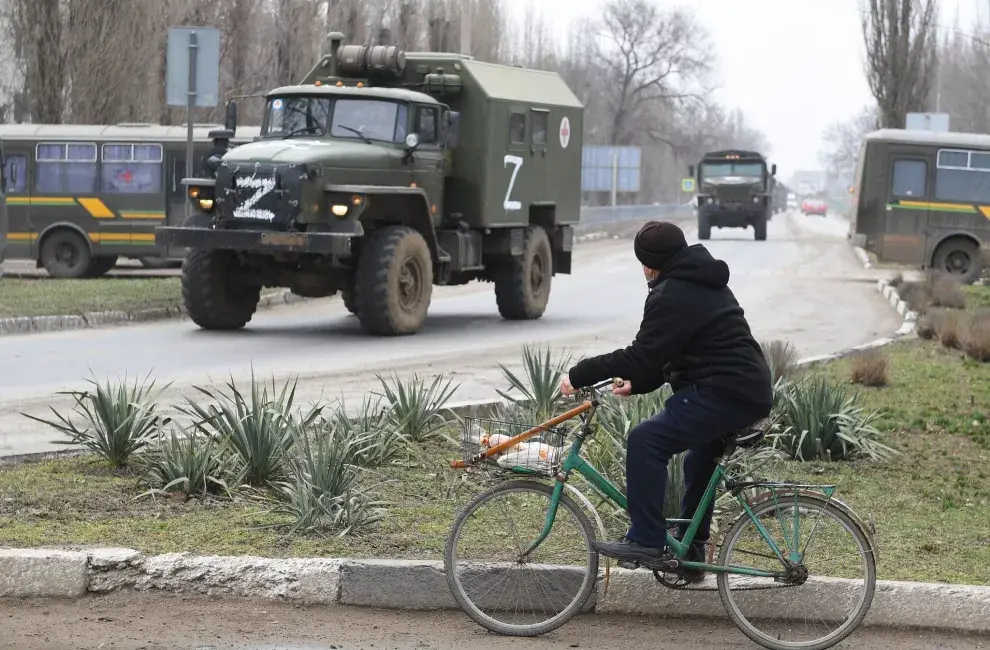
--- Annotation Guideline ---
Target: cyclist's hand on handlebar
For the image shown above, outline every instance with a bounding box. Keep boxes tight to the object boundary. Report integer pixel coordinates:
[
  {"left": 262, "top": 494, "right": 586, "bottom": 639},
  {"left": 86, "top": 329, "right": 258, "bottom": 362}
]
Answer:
[
  {"left": 560, "top": 376, "right": 577, "bottom": 397},
  {"left": 612, "top": 379, "right": 633, "bottom": 396}
]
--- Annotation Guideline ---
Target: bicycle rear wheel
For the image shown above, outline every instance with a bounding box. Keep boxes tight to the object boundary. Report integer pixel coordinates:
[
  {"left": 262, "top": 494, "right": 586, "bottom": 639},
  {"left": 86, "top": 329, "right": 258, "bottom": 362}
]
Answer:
[
  {"left": 717, "top": 493, "right": 876, "bottom": 650},
  {"left": 444, "top": 479, "right": 599, "bottom": 636}
]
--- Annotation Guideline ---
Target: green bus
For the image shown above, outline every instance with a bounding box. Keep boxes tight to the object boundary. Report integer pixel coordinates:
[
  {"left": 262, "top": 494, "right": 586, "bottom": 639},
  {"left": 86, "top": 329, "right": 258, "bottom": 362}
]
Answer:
[
  {"left": 0, "top": 123, "right": 260, "bottom": 278},
  {"left": 0, "top": 137, "right": 7, "bottom": 269},
  {"left": 849, "top": 128, "right": 989, "bottom": 284}
]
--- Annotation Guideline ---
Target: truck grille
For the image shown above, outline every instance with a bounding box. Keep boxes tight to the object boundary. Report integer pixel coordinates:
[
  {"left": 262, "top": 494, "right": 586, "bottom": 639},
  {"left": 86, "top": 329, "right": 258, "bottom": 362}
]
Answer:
[
  {"left": 215, "top": 162, "right": 304, "bottom": 230},
  {"left": 711, "top": 185, "right": 756, "bottom": 202}
]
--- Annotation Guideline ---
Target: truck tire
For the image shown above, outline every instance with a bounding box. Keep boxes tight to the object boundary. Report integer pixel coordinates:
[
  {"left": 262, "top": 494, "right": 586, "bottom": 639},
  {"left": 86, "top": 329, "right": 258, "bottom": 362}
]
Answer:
[
  {"left": 83, "top": 255, "right": 119, "bottom": 278},
  {"left": 181, "top": 249, "right": 261, "bottom": 330},
  {"left": 41, "top": 229, "right": 92, "bottom": 279},
  {"left": 753, "top": 214, "right": 767, "bottom": 241},
  {"left": 494, "top": 225, "right": 553, "bottom": 321},
  {"left": 932, "top": 237, "right": 983, "bottom": 285},
  {"left": 341, "top": 272, "right": 357, "bottom": 315},
  {"left": 354, "top": 225, "right": 433, "bottom": 335},
  {"left": 698, "top": 214, "right": 711, "bottom": 240}
]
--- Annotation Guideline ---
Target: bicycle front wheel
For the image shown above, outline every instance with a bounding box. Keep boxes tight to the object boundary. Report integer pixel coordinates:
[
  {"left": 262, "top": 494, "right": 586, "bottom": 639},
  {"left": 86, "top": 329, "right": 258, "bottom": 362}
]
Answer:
[
  {"left": 444, "top": 479, "right": 599, "bottom": 636},
  {"left": 717, "top": 493, "right": 876, "bottom": 650}
]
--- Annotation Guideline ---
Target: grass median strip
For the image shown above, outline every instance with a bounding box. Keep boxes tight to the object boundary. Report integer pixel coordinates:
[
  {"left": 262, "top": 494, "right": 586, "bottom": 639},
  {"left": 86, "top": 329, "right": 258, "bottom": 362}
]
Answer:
[
  {"left": 2, "top": 336, "right": 989, "bottom": 586},
  {"left": 0, "top": 278, "right": 182, "bottom": 319}
]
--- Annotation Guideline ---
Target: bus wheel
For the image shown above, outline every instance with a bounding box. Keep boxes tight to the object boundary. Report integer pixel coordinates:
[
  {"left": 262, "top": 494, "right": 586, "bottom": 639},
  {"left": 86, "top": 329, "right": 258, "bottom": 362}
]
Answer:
[
  {"left": 41, "top": 229, "right": 92, "bottom": 279},
  {"left": 933, "top": 238, "right": 983, "bottom": 285}
]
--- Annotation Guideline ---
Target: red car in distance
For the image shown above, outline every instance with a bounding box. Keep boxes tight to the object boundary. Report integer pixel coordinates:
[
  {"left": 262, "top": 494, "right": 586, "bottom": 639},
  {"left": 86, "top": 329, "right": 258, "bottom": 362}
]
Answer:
[{"left": 801, "top": 198, "right": 827, "bottom": 216}]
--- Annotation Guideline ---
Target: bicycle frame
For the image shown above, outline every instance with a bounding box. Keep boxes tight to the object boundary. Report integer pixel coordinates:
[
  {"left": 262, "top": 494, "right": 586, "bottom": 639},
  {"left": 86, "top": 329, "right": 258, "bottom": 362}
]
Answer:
[{"left": 515, "top": 395, "right": 795, "bottom": 580}]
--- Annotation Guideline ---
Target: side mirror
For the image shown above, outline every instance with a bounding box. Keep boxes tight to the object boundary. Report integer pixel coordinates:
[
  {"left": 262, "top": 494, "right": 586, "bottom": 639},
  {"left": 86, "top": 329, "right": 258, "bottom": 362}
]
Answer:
[
  {"left": 225, "top": 100, "right": 238, "bottom": 133},
  {"left": 688, "top": 165, "right": 695, "bottom": 177},
  {"left": 771, "top": 163, "right": 777, "bottom": 176}
]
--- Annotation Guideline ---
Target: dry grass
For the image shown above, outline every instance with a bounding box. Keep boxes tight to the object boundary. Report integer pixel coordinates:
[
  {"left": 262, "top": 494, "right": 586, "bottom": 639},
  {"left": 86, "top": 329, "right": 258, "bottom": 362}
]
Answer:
[
  {"left": 933, "top": 310, "right": 963, "bottom": 349},
  {"left": 897, "top": 271, "right": 967, "bottom": 314},
  {"left": 761, "top": 339, "right": 800, "bottom": 383},
  {"left": 849, "top": 349, "right": 889, "bottom": 387},
  {"left": 915, "top": 312, "right": 936, "bottom": 340},
  {"left": 961, "top": 311, "right": 990, "bottom": 362}
]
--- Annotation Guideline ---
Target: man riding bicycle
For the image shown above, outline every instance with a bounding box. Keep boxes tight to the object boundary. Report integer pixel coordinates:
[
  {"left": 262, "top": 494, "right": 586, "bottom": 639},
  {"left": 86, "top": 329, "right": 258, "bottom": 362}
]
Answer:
[{"left": 561, "top": 220, "right": 773, "bottom": 576}]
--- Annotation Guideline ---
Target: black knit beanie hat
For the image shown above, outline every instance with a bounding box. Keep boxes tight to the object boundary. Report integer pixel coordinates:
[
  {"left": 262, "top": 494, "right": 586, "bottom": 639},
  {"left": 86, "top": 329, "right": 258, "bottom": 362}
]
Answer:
[{"left": 634, "top": 220, "right": 688, "bottom": 269}]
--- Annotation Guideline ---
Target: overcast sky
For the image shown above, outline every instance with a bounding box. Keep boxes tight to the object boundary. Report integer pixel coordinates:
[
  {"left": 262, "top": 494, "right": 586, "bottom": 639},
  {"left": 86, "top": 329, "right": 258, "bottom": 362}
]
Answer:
[{"left": 500, "top": 0, "right": 982, "bottom": 177}]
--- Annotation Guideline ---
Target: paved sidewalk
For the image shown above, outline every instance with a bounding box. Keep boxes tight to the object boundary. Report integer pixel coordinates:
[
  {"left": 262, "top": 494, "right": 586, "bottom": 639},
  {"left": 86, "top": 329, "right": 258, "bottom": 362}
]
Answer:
[{"left": 2, "top": 592, "right": 988, "bottom": 650}]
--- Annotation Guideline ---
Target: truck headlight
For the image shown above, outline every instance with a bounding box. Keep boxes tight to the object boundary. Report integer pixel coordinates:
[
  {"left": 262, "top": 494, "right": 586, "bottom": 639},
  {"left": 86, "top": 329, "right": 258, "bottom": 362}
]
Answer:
[
  {"left": 752, "top": 196, "right": 760, "bottom": 203},
  {"left": 331, "top": 204, "right": 349, "bottom": 217},
  {"left": 198, "top": 198, "right": 215, "bottom": 211}
]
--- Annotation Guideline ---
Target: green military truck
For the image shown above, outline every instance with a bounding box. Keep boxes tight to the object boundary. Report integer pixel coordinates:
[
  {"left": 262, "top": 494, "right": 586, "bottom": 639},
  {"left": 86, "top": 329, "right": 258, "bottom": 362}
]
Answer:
[
  {"left": 155, "top": 32, "right": 584, "bottom": 336},
  {"left": 689, "top": 150, "right": 777, "bottom": 241}
]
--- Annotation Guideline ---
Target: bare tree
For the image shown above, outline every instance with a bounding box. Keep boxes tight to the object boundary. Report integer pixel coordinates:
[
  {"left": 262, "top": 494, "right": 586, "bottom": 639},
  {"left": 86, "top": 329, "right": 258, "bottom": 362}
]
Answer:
[
  {"left": 819, "top": 106, "right": 877, "bottom": 182},
  {"left": 594, "top": 0, "right": 710, "bottom": 146},
  {"left": 861, "top": 0, "right": 939, "bottom": 128}
]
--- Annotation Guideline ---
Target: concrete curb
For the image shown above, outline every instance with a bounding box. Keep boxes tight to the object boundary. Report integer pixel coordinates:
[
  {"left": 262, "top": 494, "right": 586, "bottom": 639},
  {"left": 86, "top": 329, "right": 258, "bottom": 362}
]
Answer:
[
  {"left": 0, "top": 289, "right": 309, "bottom": 337},
  {"left": 1, "top": 549, "right": 987, "bottom": 631},
  {"left": 853, "top": 246, "right": 873, "bottom": 269}
]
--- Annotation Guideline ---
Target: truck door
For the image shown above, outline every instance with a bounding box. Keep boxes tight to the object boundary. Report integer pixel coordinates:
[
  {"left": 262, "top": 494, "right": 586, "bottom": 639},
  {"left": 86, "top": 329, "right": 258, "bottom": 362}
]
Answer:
[
  {"left": 528, "top": 108, "right": 549, "bottom": 203},
  {"left": 882, "top": 149, "right": 931, "bottom": 264},
  {"left": 410, "top": 104, "right": 445, "bottom": 224}
]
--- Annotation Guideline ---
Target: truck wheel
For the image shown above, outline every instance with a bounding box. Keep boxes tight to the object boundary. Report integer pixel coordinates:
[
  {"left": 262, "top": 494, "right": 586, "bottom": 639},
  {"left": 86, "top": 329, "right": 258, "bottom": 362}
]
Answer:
[
  {"left": 753, "top": 215, "right": 767, "bottom": 241},
  {"left": 341, "top": 278, "right": 358, "bottom": 315},
  {"left": 354, "top": 225, "right": 433, "bottom": 335},
  {"left": 698, "top": 214, "right": 711, "bottom": 240},
  {"left": 495, "top": 225, "right": 553, "bottom": 320},
  {"left": 932, "top": 238, "right": 982, "bottom": 285},
  {"left": 181, "top": 249, "right": 261, "bottom": 330},
  {"left": 83, "top": 255, "right": 119, "bottom": 278},
  {"left": 41, "top": 229, "right": 92, "bottom": 279}
]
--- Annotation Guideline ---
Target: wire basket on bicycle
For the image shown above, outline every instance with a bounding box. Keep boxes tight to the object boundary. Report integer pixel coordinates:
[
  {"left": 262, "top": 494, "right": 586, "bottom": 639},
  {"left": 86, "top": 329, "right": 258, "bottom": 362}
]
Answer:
[{"left": 460, "top": 417, "right": 570, "bottom": 478}]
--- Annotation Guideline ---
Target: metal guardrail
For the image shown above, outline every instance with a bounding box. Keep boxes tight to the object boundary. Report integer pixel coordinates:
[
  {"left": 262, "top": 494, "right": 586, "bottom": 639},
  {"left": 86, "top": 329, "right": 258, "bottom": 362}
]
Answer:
[{"left": 576, "top": 203, "right": 694, "bottom": 232}]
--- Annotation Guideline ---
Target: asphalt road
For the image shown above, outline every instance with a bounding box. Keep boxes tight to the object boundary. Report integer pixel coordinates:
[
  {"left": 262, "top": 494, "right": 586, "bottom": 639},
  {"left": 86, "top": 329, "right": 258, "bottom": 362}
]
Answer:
[
  {"left": 0, "top": 211, "right": 902, "bottom": 457},
  {"left": 2, "top": 593, "right": 987, "bottom": 649}
]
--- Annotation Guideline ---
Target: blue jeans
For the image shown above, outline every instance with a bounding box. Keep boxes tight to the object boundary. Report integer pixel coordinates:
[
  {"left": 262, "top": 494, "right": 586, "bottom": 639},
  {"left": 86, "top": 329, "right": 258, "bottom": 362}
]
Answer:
[{"left": 624, "top": 386, "right": 767, "bottom": 548}]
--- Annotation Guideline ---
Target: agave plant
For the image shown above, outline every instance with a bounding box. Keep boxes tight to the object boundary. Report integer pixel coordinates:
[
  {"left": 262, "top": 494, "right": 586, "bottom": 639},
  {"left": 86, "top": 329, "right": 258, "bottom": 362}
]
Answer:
[
  {"left": 22, "top": 372, "right": 170, "bottom": 468},
  {"left": 773, "top": 375, "right": 897, "bottom": 461},
  {"left": 497, "top": 343, "right": 574, "bottom": 423},
  {"left": 376, "top": 372, "right": 459, "bottom": 442},
  {"left": 272, "top": 425, "right": 384, "bottom": 536},
  {"left": 179, "top": 372, "right": 323, "bottom": 487},
  {"left": 136, "top": 426, "right": 235, "bottom": 500},
  {"left": 323, "top": 395, "right": 409, "bottom": 468}
]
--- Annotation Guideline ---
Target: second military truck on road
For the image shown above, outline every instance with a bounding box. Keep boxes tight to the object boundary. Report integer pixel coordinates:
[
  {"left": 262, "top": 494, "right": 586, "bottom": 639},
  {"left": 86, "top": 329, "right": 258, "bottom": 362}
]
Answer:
[
  {"left": 690, "top": 149, "right": 776, "bottom": 241},
  {"left": 156, "top": 32, "right": 584, "bottom": 336}
]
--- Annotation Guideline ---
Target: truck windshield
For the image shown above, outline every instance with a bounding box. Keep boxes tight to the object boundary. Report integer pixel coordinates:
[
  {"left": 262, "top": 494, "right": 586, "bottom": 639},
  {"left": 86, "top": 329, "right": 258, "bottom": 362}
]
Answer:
[
  {"left": 264, "top": 96, "right": 332, "bottom": 137},
  {"left": 700, "top": 162, "right": 764, "bottom": 182},
  {"left": 263, "top": 96, "right": 408, "bottom": 144}
]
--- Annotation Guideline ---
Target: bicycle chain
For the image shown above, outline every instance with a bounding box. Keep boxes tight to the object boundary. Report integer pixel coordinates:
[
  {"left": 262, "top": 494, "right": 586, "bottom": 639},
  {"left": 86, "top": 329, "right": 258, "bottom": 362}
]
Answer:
[{"left": 650, "top": 569, "right": 803, "bottom": 592}]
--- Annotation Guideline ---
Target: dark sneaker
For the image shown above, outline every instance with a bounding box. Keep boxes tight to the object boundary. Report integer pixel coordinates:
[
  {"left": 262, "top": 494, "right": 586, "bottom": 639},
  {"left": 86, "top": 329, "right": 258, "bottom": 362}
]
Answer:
[
  {"left": 679, "top": 541, "right": 707, "bottom": 583},
  {"left": 593, "top": 539, "right": 672, "bottom": 569}
]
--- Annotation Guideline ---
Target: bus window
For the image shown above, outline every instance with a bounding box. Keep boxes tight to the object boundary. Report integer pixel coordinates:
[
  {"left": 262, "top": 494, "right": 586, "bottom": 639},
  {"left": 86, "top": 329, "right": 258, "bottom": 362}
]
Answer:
[
  {"left": 891, "top": 159, "right": 927, "bottom": 198},
  {"left": 102, "top": 143, "right": 163, "bottom": 194},
  {"left": 935, "top": 149, "right": 990, "bottom": 203},
  {"left": 36, "top": 142, "right": 98, "bottom": 193}
]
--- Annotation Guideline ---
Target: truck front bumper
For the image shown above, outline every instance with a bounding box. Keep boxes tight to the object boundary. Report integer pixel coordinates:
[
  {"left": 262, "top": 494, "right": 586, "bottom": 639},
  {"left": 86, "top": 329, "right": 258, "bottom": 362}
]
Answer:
[{"left": 155, "top": 226, "right": 356, "bottom": 256}]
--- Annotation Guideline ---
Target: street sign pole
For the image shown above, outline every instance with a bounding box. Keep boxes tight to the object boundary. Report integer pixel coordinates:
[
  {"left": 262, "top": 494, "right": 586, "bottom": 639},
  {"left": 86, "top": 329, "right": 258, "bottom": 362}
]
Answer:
[{"left": 185, "top": 30, "right": 198, "bottom": 219}]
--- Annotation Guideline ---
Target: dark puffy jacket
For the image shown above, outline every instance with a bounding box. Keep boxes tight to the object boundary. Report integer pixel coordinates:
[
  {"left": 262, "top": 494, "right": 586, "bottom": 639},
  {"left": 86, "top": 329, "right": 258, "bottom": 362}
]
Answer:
[{"left": 568, "top": 243, "right": 773, "bottom": 412}]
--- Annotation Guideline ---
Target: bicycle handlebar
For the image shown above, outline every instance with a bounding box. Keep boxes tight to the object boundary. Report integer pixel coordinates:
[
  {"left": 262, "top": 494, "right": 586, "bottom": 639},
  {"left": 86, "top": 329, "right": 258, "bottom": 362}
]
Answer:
[{"left": 576, "top": 377, "right": 624, "bottom": 399}]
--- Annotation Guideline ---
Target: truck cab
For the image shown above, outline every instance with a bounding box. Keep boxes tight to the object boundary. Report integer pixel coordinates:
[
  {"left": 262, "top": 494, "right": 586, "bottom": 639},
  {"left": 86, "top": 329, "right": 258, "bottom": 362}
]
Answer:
[{"left": 690, "top": 150, "right": 776, "bottom": 241}]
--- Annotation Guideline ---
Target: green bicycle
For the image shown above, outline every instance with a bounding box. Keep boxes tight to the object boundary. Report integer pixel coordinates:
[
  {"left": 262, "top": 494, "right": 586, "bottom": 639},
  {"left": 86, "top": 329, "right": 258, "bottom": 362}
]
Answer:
[{"left": 445, "top": 378, "right": 877, "bottom": 650}]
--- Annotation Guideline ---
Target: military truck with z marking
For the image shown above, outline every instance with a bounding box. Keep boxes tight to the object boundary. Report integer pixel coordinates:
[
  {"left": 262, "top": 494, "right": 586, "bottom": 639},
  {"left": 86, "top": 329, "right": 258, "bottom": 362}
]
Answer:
[
  {"left": 155, "top": 32, "right": 584, "bottom": 336},
  {"left": 689, "top": 149, "right": 776, "bottom": 241}
]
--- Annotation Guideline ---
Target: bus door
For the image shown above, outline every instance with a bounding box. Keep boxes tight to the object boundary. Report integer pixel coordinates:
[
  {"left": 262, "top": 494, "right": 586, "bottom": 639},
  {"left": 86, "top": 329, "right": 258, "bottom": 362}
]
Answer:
[
  {"left": 165, "top": 152, "right": 189, "bottom": 259},
  {"left": 1, "top": 143, "right": 32, "bottom": 260},
  {"left": 883, "top": 148, "right": 932, "bottom": 264},
  {"left": 0, "top": 140, "right": 7, "bottom": 266}
]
